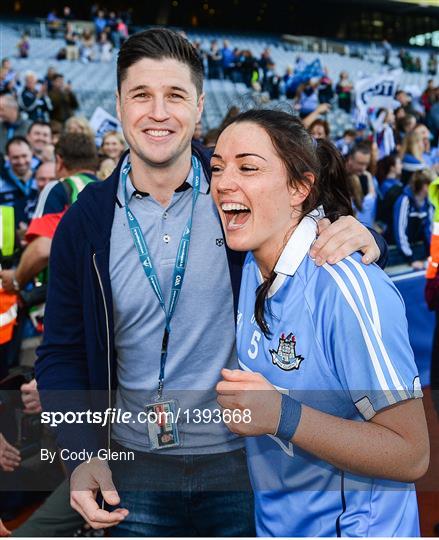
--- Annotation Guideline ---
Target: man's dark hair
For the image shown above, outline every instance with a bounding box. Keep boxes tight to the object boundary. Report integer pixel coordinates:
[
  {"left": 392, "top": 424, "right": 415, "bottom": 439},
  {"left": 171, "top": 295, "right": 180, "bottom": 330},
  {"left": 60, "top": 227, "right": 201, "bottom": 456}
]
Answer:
[
  {"left": 117, "top": 28, "right": 204, "bottom": 95},
  {"left": 27, "top": 121, "right": 52, "bottom": 134},
  {"left": 55, "top": 132, "right": 98, "bottom": 172},
  {"left": 347, "top": 142, "right": 371, "bottom": 159},
  {"left": 6, "top": 136, "right": 31, "bottom": 154}
]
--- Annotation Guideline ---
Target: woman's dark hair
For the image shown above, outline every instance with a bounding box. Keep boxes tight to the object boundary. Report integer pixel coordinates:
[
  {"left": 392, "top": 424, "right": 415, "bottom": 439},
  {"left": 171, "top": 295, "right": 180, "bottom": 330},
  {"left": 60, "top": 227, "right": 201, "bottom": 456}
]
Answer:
[
  {"left": 376, "top": 154, "right": 399, "bottom": 183},
  {"left": 219, "top": 109, "right": 353, "bottom": 336},
  {"left": 308, "top": 118, "right": 331, "bottom": 138},
  {"left": 117, "top": 28, "right": 204, "bottom": 95}
]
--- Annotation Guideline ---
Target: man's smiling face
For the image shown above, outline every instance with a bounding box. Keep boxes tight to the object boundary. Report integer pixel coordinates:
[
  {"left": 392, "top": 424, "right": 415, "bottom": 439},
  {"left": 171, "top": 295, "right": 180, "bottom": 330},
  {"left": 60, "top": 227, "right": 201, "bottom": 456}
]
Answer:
[{"left": 116, "top": 57, "right": 204, "bottom": 169}]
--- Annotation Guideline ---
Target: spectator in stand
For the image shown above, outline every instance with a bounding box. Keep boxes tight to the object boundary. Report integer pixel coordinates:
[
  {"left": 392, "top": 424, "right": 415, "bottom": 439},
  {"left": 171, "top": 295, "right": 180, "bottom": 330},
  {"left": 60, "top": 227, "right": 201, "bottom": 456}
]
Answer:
[
  {"left": 374, "top": 108, "right": 396, "bottom": 159},
  {"left": 427, "top": 53, "right": 438, "bottom": 76},
  {"left": 414, "top": 123, "right": 439, "bottom": 171},
  {"left": 47, "top": 9, "right": 62, "bottom": 38},
  {"left": 40, "top": 143, "right": 55, "bottom": 162},
  {"left": 308, "top": 118, "right": 330, "bottom": 140},
  {"left": 35, "top": 160, "right": 56, "bottom": 192},
  {"left": 97, "top": 157, "right": 116, "bottom": 180},
  {"left": 221, "top": 40, "right": 234, "bottom": 80},
  {"left": 94, "top": 9, "right": 107, "bottom": 39},
  {"left": 116, "top": 18, "right": 129, "bottom": 46},
  {"left": 394, "top": 170, "right": 433, "bottom": 268},
  {"left": 100, "top": 130, "right": 126, "bottom": 161},
  {"left": 107, "top": 11, "right": 121, "bottom": 49},
  {"left": 346, "top": 143, "right": 377, "bottom": 227},
  {"left": 318, "top": 67, "right": 334, "bottom": 104},
  {"left": 414, "top": 57, "right": 422, "bottom": 73},
  {"left": 43, "top": 66, "right": 57, "bottom": 93},
  {"left": 259, "top": 47, "right": 273, "bottom": 90},
  {"left": 0, "top": 137, "right": 38, "bottom": 229},
  {"left": 0, "top": 94, "right": 31, "bottom": 155},
  {"left": 376, "top": 154, "right": 403, "bottom": 242},
  {"left": 336, "top": 71, "right": 353, "bottom": 113},
  {"left": 382, "top": 39, "right": 392, "bottom": 65},
  {"left": 80, "top": 29, "right": 95, "bottom": 63},
  {"left": 0, "top": 132, "right": 98, "bottom": 297},
  {"left": 335, "top": 128, "right": 357, "bottom": 156},
  {"left": 18, "top": 72, "right": 52, "bottom": 123},
  {"left": 0, "top": 58, "right": 17, "bottom": 94},
  {"left": 401, "top": 131, "right": 427, "bottom": 185},
  {"left": 49, "top": 120, "right": 62, "bottom": 145},
  {"left": 296, "top": 79, "right": 319, "bottom": 118},
  {"left": 64, "top": 116, "right": 95, "bottom": 139},
  {"left": 64, "top": 23, "right": 79, "bottom": 61},
  {"left": 48, "top": 74, "right": 79, "bottom": 124},
  {"left": 421, "top": 79, "right": 436, "bottom": 116},
  {"left": 17, "top": 32, "right": 30, "bottom": 59},
  {"left": 282, "top": 65, "right": 296, "bottom": 99},
  {"left": 395, "top": 90, "right": 421, "bottom": 120},
  {"left": 207, "top": 40, "right": 222, "bottom": 79},
  {"left": 98, "top": 32, "right": 113, "bottom": 62},
  {"left": 26, "top": 121, "right": 53, "bottom": 164},
  {"left": 397, "top": 113, "right": 417, "bottom": 145},
  {"left": 264, "top": 63, "right": 280, "bottom": 99},
  {"left": 241, "top": 50, "right": 259, "bottom": 89}
]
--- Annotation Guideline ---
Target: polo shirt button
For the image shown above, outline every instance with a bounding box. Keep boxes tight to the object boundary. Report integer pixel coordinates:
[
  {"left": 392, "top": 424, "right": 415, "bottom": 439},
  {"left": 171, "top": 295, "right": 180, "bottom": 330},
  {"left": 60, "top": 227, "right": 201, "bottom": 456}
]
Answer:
[
  {"left": 163, "top": 212, "right": 168, "bottom": 220},
  {"left": 163, "top": 234, "right": 171, "bottom": 243}
]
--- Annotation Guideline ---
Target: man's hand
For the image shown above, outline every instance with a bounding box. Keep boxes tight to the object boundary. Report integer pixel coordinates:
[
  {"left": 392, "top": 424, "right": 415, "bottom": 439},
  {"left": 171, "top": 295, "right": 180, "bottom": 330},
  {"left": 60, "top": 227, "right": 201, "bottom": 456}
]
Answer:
[
  {"left": 0, "top": 519, "right": 11, "bottom": 537},
  {"left": 21, "top": 379, "right": 42, "bottom": 415},
  {"left": 0, "top": 270, "right": 17, "bottom": 294},
  {"left": 216, "top": 369, "right": 281, "bottom": 437},
  {"left": 310, "top": 216, "right": 380, "bottom": 266},
  {"left": 70, "top": 458, "right": 129, "bottom": 530},
  {"left": 0, "top": 433, "right": 21, "bottom": 472},
  {"left": 411, "top": 260, "right": 425, "bottom": 270}
]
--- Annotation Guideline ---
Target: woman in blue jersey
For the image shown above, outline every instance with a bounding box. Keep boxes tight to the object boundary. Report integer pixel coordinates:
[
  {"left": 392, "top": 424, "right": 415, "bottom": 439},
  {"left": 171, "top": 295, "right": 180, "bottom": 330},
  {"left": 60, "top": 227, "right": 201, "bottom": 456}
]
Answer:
[{"left": 210, "top": 109, "right": 429, "bottom": 537}]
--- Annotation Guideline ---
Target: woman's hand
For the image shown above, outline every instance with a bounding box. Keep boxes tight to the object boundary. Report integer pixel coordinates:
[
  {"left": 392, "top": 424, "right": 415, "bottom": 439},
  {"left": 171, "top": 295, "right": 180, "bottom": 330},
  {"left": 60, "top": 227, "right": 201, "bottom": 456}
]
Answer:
[{"left": 216, "top": 369, "right": 281, "bottom": 437}]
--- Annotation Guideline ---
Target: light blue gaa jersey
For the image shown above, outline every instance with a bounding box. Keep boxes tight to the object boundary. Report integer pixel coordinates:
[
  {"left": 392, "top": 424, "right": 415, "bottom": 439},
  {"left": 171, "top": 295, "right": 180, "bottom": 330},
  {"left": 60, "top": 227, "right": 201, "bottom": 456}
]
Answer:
[{"left": 237, "top": 212, "right": 423, "bottom": 537}]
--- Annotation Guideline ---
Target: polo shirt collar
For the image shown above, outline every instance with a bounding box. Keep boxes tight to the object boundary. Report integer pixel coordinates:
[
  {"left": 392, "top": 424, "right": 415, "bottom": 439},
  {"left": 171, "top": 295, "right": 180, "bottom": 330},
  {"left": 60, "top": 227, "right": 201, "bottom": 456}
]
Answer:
[
  {"left": 274, "top": 207, "right": 324, "bottom": 277},
  {"left": 122, "top": 153, "right": 209, "bottom": 201}
]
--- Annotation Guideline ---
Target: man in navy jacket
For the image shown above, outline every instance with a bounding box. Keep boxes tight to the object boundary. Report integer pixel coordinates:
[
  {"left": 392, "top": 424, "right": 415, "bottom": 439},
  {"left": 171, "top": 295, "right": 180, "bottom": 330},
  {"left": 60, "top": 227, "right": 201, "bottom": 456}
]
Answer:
[{"left": 35, "top": 28, "right": 387, "bottom": 535}]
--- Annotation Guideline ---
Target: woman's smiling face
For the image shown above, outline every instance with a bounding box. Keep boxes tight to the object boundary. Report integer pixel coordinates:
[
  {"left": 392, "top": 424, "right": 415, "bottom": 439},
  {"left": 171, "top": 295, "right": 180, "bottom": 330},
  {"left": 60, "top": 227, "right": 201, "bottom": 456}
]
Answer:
[{"left": 211, "top": 121, "right": 300, "bottom": 260}]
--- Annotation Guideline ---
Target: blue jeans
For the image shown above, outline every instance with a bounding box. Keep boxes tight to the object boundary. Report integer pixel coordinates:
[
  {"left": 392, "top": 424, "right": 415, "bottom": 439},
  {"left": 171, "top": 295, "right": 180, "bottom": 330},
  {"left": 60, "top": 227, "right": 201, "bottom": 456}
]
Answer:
[{"left": 109, "top": 442, "right": 255, "bottom": 537}]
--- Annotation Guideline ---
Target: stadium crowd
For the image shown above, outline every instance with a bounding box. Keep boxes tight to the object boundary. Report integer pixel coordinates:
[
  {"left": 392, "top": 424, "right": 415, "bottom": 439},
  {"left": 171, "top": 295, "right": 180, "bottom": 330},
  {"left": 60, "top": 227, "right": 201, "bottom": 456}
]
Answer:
[{"left": 0, "top": 17, "right": 438, "bottom": 537}]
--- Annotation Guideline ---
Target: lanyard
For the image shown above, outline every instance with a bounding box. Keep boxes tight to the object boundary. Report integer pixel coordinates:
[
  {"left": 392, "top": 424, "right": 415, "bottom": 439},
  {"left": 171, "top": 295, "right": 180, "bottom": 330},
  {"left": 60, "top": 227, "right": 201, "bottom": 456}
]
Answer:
[
  {"left": 6, "top": 169, "right": 34, "bottom": 197},
  {"left": 121, "top": 156, "right": 201, "bottom": 398}
]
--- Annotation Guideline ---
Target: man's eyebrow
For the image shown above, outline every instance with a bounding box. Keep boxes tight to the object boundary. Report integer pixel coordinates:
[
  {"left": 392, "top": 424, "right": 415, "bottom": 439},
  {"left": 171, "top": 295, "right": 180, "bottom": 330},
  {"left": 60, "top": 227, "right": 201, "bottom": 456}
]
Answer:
[
  {"left": 211, "top": 153, "right": 222, "bottom": 159},
  {"left": 127, "top": 84, "right": 189, "bottom": 95}
]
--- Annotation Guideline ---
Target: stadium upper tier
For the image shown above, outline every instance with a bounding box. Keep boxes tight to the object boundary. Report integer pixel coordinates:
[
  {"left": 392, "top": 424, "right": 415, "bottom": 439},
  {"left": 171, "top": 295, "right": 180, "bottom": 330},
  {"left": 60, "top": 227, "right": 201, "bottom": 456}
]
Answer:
[{"left": 1, "top": 25, "right": 437, "bottom": 134}]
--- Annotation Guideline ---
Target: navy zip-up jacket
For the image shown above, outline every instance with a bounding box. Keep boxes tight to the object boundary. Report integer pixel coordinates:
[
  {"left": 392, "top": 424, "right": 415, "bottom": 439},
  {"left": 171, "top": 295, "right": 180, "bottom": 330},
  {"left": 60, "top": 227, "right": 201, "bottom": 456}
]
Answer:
[{"left": 35, "top": 143, "right": 388, "bottom": 472}]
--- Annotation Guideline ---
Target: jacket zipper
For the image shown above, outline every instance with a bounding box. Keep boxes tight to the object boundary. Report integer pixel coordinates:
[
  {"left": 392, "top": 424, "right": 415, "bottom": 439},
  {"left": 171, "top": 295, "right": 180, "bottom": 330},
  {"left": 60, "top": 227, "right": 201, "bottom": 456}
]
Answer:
[{"left": 92, "top": 253, "right": 112, "bottom": 489}]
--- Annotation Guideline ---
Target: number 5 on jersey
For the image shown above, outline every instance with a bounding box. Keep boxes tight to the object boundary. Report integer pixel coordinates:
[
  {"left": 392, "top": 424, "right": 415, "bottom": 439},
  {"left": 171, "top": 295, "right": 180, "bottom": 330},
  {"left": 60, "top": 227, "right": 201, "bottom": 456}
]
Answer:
[{"left": 248, "top": 330, "right": 262, "bottom": 360}]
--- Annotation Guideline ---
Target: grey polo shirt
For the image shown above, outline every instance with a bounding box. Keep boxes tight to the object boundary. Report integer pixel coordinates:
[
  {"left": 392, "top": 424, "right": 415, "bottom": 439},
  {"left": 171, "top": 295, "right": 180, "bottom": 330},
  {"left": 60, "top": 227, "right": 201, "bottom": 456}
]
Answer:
[{"left": 110, "top": 154, "right": 242, "bottom": 454}]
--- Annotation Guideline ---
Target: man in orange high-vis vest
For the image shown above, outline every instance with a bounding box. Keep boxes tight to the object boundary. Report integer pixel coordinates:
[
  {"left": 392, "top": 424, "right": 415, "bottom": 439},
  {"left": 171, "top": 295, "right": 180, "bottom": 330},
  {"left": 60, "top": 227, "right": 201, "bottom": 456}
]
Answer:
[
  {"left": 0, "top": 205, "right": 18, "bottom": 379},
  {"left": 425, "top": 176, "right": 439, "bottom": 418}
]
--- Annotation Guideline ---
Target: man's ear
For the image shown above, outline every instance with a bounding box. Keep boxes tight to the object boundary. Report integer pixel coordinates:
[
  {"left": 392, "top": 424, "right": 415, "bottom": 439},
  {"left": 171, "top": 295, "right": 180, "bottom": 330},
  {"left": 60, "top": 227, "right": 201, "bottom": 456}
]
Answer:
[
  {"left": 116, "top": 91, "right": 121, "bottom": 123},
  {"left": 196, "top": 93, "right": 205, "bottom": 123},
  {"left": 55, "top": 154, "right": 65, "bottom": 178}
]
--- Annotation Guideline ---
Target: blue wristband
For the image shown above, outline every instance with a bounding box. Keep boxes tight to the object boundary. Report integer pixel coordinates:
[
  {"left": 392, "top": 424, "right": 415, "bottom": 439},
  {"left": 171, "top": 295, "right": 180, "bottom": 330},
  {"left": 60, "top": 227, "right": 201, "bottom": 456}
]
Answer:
[{"left": 274, "top": 393, "right": 302, "bottom": 442}]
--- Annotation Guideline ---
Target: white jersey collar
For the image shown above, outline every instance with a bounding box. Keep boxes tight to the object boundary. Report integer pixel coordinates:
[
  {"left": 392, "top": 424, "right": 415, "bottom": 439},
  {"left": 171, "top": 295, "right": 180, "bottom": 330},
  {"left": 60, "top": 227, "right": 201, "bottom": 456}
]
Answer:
[{"left": 274, "top": 207, "right": 324, "bottom": 277}]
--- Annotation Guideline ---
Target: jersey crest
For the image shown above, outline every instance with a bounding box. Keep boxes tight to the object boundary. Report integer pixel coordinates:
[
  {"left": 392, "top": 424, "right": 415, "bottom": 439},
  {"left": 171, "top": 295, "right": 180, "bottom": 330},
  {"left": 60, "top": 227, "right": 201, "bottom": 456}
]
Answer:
[{"left": 270, "top": 333, "right": 304, "bottom": 371}]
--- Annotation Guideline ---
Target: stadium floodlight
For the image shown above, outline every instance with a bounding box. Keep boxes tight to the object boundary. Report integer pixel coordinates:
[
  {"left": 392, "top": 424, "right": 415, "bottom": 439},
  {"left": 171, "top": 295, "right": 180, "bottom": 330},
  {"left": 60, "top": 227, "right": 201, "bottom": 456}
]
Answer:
[{"left": 389, "top": 0, "right": 439, "bottom": 6}]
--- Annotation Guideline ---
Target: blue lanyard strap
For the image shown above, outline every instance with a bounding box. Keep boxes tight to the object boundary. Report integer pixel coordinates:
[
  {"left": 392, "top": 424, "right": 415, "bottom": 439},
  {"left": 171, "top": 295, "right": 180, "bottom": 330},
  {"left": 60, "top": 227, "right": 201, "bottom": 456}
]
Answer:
[{"left": 121, "top": 156, "right": 201, "bottom": 398}]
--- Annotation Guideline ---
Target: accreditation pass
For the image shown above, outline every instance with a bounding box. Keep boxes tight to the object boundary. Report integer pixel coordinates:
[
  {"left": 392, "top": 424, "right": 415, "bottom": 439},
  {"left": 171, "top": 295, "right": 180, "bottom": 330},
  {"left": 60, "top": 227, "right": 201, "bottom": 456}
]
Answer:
[{"left": 145, "top": 400, "right": 180, "bottom": 450}]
